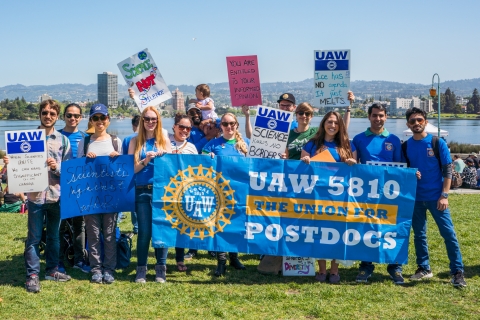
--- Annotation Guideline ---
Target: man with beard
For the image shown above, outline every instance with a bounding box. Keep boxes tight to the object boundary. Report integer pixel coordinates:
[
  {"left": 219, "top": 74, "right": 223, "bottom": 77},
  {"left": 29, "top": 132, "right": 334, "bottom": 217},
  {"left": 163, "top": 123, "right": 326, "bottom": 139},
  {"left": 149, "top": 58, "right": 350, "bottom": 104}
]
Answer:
[
  {"left": 186, "top": 104, "right": 219, "bottom": 153},
  {"left": 403, "top": 107, "right": 466, "bottom": 287},
  {"left": 4, "top": 100, "right": 72, "bottom": 293}
]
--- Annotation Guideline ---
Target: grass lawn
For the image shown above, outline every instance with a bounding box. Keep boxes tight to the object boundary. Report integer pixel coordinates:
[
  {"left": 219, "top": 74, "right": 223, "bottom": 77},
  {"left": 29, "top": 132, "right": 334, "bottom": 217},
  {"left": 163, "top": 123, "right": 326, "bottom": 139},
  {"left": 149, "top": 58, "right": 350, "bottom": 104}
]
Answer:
[{"left": 0, "top": 194, "right": 479, "bottom": 319}]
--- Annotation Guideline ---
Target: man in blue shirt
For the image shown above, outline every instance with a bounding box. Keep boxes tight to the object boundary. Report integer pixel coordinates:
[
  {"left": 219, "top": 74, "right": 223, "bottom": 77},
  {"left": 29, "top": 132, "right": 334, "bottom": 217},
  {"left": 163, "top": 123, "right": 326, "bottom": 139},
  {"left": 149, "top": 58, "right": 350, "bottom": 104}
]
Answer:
[
  {"left": 352, "top": 104, "right": 405, "bottom": 284},
  {"left": 404, "top": 107, "right": 466, "bottom": 287}
]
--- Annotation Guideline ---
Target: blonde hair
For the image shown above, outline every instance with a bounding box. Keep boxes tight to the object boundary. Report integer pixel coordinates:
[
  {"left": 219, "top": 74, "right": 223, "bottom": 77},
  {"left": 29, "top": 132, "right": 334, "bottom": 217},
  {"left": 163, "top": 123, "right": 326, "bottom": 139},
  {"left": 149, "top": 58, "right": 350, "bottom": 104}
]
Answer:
[
  {"left": 222, "top": 113, "right": 247, "bottom": 155},
  {"left": 134, "top": 106, "right": 167, "bottom": 163}
]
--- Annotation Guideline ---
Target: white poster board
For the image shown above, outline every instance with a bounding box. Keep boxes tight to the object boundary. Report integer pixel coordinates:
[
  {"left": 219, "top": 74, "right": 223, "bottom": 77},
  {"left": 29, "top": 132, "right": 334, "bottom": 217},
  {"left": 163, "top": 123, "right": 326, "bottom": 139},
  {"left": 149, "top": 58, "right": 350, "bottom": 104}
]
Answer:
[
  {"left": 5, "top": 129, "right": 48, "bottom": 193},
  {"left": 313, "top": 49, "right": 350, "bottom": 107},
  {"left": 117, "top": 48, "right": 172, "bottom": 112},
  {"left": 248, "top": 106, "right": 293, "bottom": 159},
  {"left": 282, "top": 256, "right": 316, "bottom": 276}
]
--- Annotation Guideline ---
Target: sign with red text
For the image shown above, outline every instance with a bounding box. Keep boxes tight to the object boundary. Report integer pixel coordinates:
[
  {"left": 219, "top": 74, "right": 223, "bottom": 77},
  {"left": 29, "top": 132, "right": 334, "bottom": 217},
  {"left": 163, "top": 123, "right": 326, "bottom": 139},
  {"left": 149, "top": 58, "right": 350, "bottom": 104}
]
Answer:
[
  {"left": 117, "top": 48, "right": 172, "bottom": 112},
  {"left": 314, "top": 50, "right": 350, "bottom": 107},
  {"left": 226, "top": 55, "right": 262, "bottom": 106}
]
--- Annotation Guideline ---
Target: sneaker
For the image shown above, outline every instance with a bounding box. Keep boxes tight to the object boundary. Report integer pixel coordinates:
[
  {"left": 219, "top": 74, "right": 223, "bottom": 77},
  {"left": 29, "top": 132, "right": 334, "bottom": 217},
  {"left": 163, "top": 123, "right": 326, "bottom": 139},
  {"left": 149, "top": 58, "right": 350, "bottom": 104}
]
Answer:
[
  {"left": 315, "top": 273, "right": 327, "bottom": 283},
  {"left": 73, "top": 261, "right": 91, "bottom": 274},
  {"left": 410, "top": 268, "right": 433, "bottom": 280},
  {"left": 390, "top": 271, "right": 405, "bottom": 285},
  {"left": 356, "top": 270, "right": 372, "bottom": 283},
  {"left": 329, "top": 273, "right": 340, "bottom": 284},
  {"left": 451, "top": 271, "right": 467, "bottom": 287},
  {"left": 103, "top": 271, "right": 115, "bottom": 284},
  {"left": 155, "top": 265, "right": 167, "bottom": 283},
  {"left": 57, "top": 261, "right": 66, "bottom": 274},
  {"left": 25, "top": 274, "right": 40, "bottom": 293},
  {"left": 91, "top": 272, "right": 103, "bottom": 284},
  {"left": 184, "top": 251, "right": 196, "bottom": 260},
  {"left": 135, "top": 266, "right": 147, "bottom": 283},
  {"left": 45, "top": 270, "right": 71, "bottom": 282}
]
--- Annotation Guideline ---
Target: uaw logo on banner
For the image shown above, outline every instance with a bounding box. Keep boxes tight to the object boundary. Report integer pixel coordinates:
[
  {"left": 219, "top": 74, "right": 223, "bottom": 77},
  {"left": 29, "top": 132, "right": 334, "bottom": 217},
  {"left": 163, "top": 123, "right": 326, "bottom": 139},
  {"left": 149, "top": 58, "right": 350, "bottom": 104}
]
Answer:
[{"left": 6, "top": 131, "right": 44, "bottom": 154}]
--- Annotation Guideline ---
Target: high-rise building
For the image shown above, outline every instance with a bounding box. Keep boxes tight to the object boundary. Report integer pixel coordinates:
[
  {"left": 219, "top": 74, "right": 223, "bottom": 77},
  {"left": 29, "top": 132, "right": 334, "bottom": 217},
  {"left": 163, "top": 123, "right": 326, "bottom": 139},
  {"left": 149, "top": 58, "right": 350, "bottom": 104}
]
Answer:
[
  {"left": 39, "top": 93, "right": 52, "bottom": 102},
  {"left": 98, "top": 72, "right": 118, "bottom": 108},
  {"left": 171, "top": 88, "right": 185, "bottom": 112}
]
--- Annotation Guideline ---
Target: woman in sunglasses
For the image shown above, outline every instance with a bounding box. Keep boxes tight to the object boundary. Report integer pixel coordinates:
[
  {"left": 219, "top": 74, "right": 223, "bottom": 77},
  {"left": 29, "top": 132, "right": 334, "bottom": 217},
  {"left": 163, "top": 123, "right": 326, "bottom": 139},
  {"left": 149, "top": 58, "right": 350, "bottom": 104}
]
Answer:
[
  {"left": 77, "top": 104, "right": 123, "bottom": 284},
  {"left": 284, "top": 102, "right": 318, "bottom": 160},
  {"left": 300, "top": 111, "right": 357, "bottom": 284},
  {"left": 202, "top": 113, "right": 249, "bottom": 276},
  {"left": 128, "top": 106, "right": 171, "bottom": 283}
]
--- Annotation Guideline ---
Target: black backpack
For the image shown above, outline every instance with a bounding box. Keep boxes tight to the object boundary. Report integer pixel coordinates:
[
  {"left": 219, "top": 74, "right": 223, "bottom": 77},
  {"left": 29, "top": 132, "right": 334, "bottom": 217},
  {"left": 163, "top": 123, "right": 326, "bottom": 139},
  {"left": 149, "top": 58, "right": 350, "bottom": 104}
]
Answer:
[
  {"left": 83, "top": 134, "right": 119, "bottom": 156},
  {"left": 116, "top": 233, "right": 132, "bottom": 269},
  {"left": 402, "top": 135, "right": 441, "bottom": 168}
]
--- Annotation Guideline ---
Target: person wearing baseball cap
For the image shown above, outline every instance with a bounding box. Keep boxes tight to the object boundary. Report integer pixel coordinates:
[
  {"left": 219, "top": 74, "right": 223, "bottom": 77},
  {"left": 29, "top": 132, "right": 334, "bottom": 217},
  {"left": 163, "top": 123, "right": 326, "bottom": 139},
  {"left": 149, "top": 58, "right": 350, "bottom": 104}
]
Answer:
[{"left": 468, "top": 152, "right": 479, "bottom": 169}]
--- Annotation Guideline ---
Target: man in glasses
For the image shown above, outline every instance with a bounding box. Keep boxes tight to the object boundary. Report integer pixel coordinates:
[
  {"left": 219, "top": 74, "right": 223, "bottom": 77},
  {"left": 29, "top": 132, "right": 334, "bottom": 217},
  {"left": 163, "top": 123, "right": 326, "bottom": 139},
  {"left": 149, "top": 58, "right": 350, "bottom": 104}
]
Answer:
[
  {"left": 352, "top": 103, "right": 405, "bottom": 284},
  {"left": 403, "top": 107, "right": 466, "bottom": 287},
  {"left": 4, "top": 99, "right": 72, "bottom": 293}
]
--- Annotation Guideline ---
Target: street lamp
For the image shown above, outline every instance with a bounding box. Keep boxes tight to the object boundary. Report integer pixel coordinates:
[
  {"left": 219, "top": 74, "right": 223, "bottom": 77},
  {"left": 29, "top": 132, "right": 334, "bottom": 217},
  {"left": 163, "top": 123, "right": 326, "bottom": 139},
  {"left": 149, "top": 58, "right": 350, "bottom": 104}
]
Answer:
[{"left": 430, "top": 73, "right": 441, "bottom": 137}]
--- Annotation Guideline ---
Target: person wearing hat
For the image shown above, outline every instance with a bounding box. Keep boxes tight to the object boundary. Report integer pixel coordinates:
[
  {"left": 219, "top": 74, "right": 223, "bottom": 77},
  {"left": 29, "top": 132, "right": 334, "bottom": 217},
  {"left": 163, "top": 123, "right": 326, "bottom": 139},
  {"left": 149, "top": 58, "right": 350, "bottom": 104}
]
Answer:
[
  {"left": 461, "top": 158, "right": 477, "bottom": 188},
  {"left": 468, "top": 153, "right": 479, "bottom": 169}
]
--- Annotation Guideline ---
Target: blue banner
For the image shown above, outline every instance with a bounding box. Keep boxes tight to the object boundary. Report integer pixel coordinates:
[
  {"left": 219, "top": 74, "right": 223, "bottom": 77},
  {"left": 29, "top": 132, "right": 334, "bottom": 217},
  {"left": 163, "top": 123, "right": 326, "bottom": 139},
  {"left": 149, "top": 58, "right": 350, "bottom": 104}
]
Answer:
[
  {"left": 60, "top": 155, "right": 135, "bottom": 218},
  {"left": 152, "top": 154, "right": 417, "bottom": 264}
]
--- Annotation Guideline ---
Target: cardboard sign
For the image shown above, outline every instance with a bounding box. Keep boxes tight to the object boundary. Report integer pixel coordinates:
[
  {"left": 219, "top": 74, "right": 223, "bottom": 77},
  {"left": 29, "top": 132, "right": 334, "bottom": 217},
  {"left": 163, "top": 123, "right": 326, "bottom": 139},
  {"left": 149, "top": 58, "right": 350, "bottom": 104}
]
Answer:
[
  {"left": 117, "top": 48, "right": 172, "bottom": 112},
  {"left": 313, "top": 50, "right": 351, "bottom": 107},
  {"left": 226, "top": 55, "right": 262, "bottom": 106},
  {"left": 5, "top": 129, "right": 48, "bottom": 193},
  {"left": 248, "top": 106, "right": 293, "bottom": 159},
  {"left": 282, "top": 257, "right": 316, "bottom": 276}
]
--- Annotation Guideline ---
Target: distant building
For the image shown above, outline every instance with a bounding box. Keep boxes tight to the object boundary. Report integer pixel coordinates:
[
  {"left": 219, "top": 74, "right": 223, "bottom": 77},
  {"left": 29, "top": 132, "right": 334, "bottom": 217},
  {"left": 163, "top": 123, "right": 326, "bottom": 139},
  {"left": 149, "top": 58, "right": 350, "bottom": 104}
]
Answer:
[
  {"left": 171, "top": 88, "right": 185, "bottom": 112},
  {"left": 390, "top": 97, "right": 433, "bottom": 115},
  {"left": 39, "top": 93, "right": 52, "bottom": 102},
  {"left": 98, "top": 72, "right": 118, "bottom": 108}
]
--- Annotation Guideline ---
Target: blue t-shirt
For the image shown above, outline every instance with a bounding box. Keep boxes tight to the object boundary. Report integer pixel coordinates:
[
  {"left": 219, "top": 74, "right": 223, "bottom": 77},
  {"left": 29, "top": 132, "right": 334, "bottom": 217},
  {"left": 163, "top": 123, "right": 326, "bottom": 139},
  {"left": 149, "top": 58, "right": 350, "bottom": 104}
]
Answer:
[
  {"left": 135, "top": 138, "right": 157, "bottom": 185},
  {"left": 290, "top": 119, "right": 298, "bottom": 130},
  {"left": 188, "top": 127, "right": 208, "bottom": 154},
  {"left": 58, "top": 129, "right": 85, "bottom": 159},
  {"left": 202, "top": 137, "right": 250, "bottom": 157},
  {"left": 405, "top": 134, "right": 451, "bottom": 201},
  {"left": 303, "top": 140, "right": 356, "bottom": 162},
  {"left": 122, "top": 133, "right": 138, "bottom": 155},
  {"left": 352, "top": 128, "right": 404, "bottom": 164}
]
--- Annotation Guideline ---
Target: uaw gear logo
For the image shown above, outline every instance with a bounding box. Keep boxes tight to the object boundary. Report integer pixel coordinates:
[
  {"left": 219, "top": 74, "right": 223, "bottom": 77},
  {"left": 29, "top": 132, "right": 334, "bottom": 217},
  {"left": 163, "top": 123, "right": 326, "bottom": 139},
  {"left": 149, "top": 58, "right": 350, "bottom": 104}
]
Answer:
[
  {"left": 267, "top": 119, "right": 278, "bottom": 130},
  {"left": 427, "top": 148, "right": 435, "bottom": 157},
  {"left": 20, "top": 141, "right": 32, "bottom": 152},
  {"left": 385, "top": 142, "right": 393, "bottom": 151},
  {"left": 162, "top": 165, "right": 235, "bottom": 240}
]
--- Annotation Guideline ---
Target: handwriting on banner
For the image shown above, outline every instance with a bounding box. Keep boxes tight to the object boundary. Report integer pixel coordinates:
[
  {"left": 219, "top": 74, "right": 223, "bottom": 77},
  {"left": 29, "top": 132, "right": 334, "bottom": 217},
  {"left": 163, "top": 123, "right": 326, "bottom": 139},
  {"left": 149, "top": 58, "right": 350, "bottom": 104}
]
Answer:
[
  {"left": 226, "top": 55, "right": 262, "bottom": 106},
  {"left": 313, "top": 50, "right": 350, "bottom": 107},
  {"left": 283, "top": 257, "right": 315, "bottom": 276},
  {"left": 60, "top": 155, "right": 135, "bottom": 219}
]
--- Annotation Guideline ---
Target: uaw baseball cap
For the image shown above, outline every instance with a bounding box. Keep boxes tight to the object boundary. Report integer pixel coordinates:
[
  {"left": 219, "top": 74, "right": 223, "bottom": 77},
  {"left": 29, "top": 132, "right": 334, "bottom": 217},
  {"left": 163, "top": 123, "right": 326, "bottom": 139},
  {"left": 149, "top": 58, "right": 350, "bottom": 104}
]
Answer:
[
  {"left": 186, "top": 103, "right": 201, "bottom": 113},
  {"left": 277, "top": 93, "right": 296, "bottom": 104},
  {"left": 89, "top": 104, "right": 108, "bottom": 117}
]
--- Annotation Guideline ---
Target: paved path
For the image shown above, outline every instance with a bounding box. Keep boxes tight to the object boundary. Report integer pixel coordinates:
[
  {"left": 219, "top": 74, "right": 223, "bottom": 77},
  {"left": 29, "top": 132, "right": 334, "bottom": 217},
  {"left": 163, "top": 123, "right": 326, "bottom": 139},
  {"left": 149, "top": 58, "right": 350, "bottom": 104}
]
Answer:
[{"left": 450, "top": 188, "right": 480, "bottom": 195}]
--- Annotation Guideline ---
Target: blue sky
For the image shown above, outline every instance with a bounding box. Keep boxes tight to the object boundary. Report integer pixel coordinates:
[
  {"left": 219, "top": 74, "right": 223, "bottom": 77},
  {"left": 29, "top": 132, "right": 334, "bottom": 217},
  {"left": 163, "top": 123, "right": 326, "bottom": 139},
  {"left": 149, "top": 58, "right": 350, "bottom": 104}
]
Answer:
[{"left": 1, "top": 0, "right": 478, "bottom": 87}]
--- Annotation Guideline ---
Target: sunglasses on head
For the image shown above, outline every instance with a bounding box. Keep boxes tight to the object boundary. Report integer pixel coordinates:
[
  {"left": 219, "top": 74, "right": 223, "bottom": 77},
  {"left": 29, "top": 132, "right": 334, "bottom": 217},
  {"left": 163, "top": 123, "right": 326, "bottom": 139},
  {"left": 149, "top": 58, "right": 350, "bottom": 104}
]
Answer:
[
  {"left": 65, "top": 113, "right": 81, "bottom": 119},
  {"left": 408, "top": 117, "right": 425, "bottom": 125},
  {"left": 143, "top": 116, "right": 158, "bottom": 123},
  {"left": 176, "top": 124, "right": 192, "bottom": 132},
  {"left": 296, "top": 111, "right": 312, "bottom": 117},
  {"left": 91, "top": 115, "right": 107, "bottom": 122},
  {"left": 41, "top": 111, "right": 57, "bottom": 117},
  {"left": 221, "top": 121, "right": 237, "bottom": 127}
]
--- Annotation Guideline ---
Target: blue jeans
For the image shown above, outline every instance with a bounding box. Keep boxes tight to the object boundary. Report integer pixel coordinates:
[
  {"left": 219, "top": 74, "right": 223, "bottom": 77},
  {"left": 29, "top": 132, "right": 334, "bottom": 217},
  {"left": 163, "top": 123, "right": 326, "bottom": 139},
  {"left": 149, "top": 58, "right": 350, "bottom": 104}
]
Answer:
[
  {"left": 136, "top": 188, "right": 167, "bottom": 266},
  {"left": 359, "top": 262, "right": 402, "bottom": 275},
  {"left": 131, "top": 211, "right": 138, "bottom": 233},
  {"left": 25, "top": 201, "right": 61, "bottom": 276},
  {"left": 411, "top": 200, "right": 464, "bottom": 274}
]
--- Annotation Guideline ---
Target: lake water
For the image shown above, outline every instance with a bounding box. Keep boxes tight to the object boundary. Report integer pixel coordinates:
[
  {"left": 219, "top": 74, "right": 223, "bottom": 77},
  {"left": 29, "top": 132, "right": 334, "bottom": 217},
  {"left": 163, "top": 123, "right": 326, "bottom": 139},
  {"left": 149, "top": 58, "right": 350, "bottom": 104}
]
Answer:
[{"left": 1, "top": 117, "right": 479, "bottom": 150}]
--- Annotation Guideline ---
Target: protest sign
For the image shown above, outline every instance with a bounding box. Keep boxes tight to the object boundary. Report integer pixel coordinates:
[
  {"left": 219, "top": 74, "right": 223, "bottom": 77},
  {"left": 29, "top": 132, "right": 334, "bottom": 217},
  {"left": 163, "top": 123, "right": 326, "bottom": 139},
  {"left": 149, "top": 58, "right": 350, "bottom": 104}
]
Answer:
[
  {"left": 151, "top": 154, "right": 417, "bottom": 264},
  {"left": 226, "top": 55, "right": 262, "bottom": 106},
  {"left": 117, "top": 49, "right": 171, "bottom": 112},
  {"left": 60, "top": 155, "right": 135, "bottom": 219},
  {"left": 5, "top": 129, "right": 48, "bottom": 193},
  {"left": 282, "top": 257, "right": 316, "bottom": 276},
  {"left": 248, "top": 106, "right": 293, "bottom": 159},
  {"left": 313, "top": 50, "right": 350, "bottom": 107}
]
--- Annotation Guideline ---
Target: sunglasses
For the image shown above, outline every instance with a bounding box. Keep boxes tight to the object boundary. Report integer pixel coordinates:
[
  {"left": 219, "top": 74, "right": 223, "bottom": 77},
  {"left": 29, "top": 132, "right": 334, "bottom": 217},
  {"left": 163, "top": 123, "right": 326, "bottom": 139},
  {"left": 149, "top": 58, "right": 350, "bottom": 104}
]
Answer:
[
  {"left": 41, "top": 111, "right": 57, "bottom": 117},
  {"left": 408, "top": 117, "right": 425, "bottom": 125},
  {"left": 297, "top": 111, "right": 312, "bottom": 117},
  {"left": 221, "top": 121, "right": 237, "bottom": 127},
  {"left": 65, "top": 113, "right": 81, "bottom": 119},
  {"left": 176, "top": 124, "right": 192, "bottom": 132},
  {"left": 143, "top": 116, "right": 158, "bottom": 123},
  {"left": 188, "top": 110, "right": 201, "bottom": 116},
  {"left": 91, "top": 115, "right": 108, "bottom": 122}
]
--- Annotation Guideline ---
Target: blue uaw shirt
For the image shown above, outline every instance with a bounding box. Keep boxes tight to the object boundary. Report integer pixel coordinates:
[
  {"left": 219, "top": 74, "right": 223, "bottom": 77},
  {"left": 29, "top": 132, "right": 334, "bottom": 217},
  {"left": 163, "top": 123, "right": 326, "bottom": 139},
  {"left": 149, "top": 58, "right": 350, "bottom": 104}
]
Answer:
[
  {"left": 202, "top": 137, "right": 250, "bottom": 157},
  {"left": 303, "top": 140, "right": 356, "bottom": 162},
  {"left": 352, "top": 128, "right": 404, "bottom": 164},
  {"left": 135, "top": 138, "right": 157, "bottom": 185},
  {"left": 405, "top": 134, "right": 451, "bottom": 201},
  {"left": 188, "top": 127, "right": 209, "bottom": 153},
  {"left": 58, "top": 130, "right": 85, "bottom": 160}
]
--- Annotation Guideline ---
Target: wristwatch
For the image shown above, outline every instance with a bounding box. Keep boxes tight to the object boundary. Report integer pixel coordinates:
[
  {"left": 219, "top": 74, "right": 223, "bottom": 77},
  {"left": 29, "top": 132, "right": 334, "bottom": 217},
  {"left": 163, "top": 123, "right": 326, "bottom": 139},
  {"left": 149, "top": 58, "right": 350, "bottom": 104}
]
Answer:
[{"left": 441, "top": 192, "right": 449, "bottom": 199}]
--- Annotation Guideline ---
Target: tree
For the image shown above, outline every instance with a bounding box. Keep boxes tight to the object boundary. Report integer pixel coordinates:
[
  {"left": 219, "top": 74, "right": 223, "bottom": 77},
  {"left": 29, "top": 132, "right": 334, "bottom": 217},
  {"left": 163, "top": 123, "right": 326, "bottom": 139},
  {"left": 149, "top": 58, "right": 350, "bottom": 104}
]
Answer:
[
  {"left": 468, "top": 88, "right": 480, "bottom": 113},
  {"left": 443, "top": 88, "right": 456, "bottom": 113},
  {"left": 432, "top": 93, "right": 446, "bottom": 113}
]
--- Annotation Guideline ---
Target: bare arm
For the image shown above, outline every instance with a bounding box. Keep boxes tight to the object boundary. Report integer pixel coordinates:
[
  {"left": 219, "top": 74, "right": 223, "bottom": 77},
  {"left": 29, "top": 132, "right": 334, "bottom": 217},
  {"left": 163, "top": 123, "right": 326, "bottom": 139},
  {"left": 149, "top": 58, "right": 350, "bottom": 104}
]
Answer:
[{"left": 242, "top": 105, "right": 253, "bottom": 139}]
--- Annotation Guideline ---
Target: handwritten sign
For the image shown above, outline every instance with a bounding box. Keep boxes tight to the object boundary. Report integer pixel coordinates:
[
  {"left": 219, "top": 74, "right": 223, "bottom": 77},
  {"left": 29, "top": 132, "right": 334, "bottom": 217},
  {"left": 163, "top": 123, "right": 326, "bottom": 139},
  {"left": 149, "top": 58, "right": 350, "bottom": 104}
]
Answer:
[
  {"left": 117, "top": 48, "right": 172, "bottom": 112},
  {"left": 60, "top": 155, "right": 135, "bottom": 219},
  {"left": 314, "top": 50, "right": 351, "bottom": 107},
  {"left": 226, "top": 55, "right": 262, "bottom": 106},
  {"left": 282, "top": 257, "right": 316, "bottom": 276},
  {"left": 5, "top": 129, "right": 48, "bottom": 193},
  {"left": 248, "top": 106, "right": 293, "bottom": 159}
]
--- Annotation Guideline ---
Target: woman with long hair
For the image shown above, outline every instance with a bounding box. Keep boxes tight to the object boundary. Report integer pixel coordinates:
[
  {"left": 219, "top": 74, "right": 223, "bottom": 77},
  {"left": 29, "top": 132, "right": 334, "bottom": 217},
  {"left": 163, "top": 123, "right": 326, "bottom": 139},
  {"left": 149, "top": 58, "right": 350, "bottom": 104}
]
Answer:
[
  {"left": 129, "top": 106, "right": 172, "bottom": 283},
  {"left": 202, "top": 113, "right": 249, "bottom": 276},
  {"left": 300, "top": 111, "right": 357, "bottom": 284}
]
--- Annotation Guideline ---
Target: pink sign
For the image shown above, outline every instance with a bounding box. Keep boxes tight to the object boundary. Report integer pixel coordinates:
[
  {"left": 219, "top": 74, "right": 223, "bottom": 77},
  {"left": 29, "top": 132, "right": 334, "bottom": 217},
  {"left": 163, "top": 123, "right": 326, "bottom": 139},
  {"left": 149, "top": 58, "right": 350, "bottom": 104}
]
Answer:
[{"left": 226, "top": 55, "right": 262, "bottom": 106}]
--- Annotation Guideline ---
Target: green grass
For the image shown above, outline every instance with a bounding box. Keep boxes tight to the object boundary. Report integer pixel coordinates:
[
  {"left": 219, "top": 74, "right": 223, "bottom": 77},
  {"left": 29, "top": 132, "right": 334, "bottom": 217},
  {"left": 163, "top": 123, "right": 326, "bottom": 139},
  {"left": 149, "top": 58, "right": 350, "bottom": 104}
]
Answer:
[{"left": 1, "top": 195, "right": 479, "bottom": 319}]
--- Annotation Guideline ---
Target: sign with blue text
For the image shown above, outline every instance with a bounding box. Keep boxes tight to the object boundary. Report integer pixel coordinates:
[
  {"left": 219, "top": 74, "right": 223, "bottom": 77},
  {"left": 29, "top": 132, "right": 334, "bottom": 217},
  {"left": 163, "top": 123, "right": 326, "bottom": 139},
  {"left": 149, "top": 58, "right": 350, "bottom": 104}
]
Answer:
[
  {"left": 60, "top": 155, "right": 135, "bottom": 218},
  {"left": 117, "top": 48, "right": 172, "bottom": 112},
  {"left": 248, "top": 106, "right": 293, "bottom": 159},
  {"left": 314, "top": 50, "right": 350, "bottom": 107},
  {"left": 152, "top": 154, "right": 417, "bottom": 264},
  {"left": 5, "top": 129, "right": 48, "bottom": 193}
]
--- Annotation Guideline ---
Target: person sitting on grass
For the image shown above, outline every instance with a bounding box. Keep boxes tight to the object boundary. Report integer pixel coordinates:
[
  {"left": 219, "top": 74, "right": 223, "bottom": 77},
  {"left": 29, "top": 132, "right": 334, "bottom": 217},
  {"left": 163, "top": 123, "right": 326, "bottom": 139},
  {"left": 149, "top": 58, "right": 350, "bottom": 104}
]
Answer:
[{"left": 0, "top": 184, "right": 25, "bottom": 213}]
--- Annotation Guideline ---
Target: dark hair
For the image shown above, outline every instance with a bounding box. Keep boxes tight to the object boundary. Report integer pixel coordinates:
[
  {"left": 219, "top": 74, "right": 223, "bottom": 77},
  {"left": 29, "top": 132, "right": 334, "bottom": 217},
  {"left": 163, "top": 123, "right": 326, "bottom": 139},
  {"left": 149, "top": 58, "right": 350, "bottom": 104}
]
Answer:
[
  {"left": 174, "top": 113, "right": 193, "bottom": 126},
  {"left": 195, "top": 84, "right": 210, "bottom": 98},
  {"left": 39, "top": 99, "right": 60, "bottom": 115},
  {"left": 132, "top": 115, "right": 140, "bottom": 127},
  {"left": 405, "top": 107, "right": 427, "bottom": 121},
  {"left": 64, "top": 103, "right": 82, "bottom": 115},
  {"left": 368, "top": 103, "right": 387, "bottom": 116}
]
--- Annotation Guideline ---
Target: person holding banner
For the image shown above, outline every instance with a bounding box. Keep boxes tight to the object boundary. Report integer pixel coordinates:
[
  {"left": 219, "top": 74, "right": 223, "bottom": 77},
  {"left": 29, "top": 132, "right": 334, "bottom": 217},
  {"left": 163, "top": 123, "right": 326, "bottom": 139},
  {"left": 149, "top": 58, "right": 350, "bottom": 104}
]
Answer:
[
  {"left": 284, "top": 102, "right": 318, "bottom": 160},
  {"left": 300, "top": 111, "right": 357, "bottom": 284},
  {"left": 129, "top": 106, "right": 172, "bottom": 283},
  {"left": 3, "top": 99, "right": 73, "bottom": 293},
  {"left": 77, "top": 104, "right": 122, "bottom": 284},
  {"left": 202, "top": 113, "right": 249, "bottom": 276}
]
